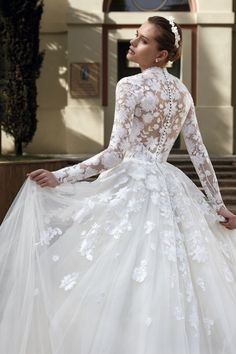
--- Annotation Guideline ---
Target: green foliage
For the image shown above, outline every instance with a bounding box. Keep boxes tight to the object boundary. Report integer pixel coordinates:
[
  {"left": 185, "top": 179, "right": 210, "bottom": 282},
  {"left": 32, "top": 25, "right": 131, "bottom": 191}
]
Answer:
[{"left": 0, "top": 0, "right": 44, "bottom": 155}]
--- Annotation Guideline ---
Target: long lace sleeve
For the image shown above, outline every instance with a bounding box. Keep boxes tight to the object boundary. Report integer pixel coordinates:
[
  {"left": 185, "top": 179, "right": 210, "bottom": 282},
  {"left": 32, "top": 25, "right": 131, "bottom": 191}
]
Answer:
[
  {"left": 182, "top": 98, "right": 226, "bottom": 212},
  {"left": 52, "top": 78, "right": 137, "bottom": 184}
]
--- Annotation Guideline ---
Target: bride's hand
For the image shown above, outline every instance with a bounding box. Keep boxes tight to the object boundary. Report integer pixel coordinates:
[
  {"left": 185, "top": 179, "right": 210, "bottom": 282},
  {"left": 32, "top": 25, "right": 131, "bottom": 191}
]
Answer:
[
  {"left": 218, "top": 206, "right": 236, "bottom": 230},
  {"left": 27, "top": 169, "right": 59, "bottom": 188}
]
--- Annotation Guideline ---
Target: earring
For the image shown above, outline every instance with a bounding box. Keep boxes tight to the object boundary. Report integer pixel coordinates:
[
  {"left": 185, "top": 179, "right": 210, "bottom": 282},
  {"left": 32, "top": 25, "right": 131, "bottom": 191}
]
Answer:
[{"left": 155, "top": 58, "right": 160, "bottom": 63}]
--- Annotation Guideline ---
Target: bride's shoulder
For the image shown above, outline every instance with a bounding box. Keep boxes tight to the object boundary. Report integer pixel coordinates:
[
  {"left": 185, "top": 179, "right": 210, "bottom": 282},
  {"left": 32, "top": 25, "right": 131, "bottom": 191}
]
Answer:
[
  {"left": 116, "top": 73, "right": 144, "bottom": 91},
  {"left": 170, "top": 74, "right": 191, "bottom": 95}
]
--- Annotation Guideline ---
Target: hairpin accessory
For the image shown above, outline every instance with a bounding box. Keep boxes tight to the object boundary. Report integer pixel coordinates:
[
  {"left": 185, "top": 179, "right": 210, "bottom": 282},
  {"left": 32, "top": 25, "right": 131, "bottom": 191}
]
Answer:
[{"left": 168, "top": 16, "right": 181, "bottom": 49}]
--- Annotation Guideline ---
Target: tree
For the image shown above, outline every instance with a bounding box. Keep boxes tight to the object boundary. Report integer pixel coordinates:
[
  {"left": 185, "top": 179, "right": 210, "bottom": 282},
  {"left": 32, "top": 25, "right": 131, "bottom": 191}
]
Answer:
[{"left": 0, "top": 0, "right": 44, "bottom": 155}]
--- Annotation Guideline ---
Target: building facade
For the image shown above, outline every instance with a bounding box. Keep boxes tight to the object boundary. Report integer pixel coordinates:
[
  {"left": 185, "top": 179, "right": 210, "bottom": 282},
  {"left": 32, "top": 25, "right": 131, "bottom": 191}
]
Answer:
[{"left": 2, "top": 0, "right": 235, "bottom": 155}]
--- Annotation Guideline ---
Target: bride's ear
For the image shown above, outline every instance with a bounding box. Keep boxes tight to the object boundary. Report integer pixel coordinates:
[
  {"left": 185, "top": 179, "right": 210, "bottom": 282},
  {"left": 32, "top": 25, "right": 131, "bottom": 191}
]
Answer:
[{"left": 156, "top": 50, "right": 168, "bottom": 63}]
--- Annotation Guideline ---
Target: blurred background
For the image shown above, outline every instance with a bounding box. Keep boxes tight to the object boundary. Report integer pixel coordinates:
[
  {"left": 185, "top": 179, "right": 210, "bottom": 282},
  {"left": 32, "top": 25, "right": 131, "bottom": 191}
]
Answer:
[{"left": 1, "top": 0, "right": 236, "bottom": 156}]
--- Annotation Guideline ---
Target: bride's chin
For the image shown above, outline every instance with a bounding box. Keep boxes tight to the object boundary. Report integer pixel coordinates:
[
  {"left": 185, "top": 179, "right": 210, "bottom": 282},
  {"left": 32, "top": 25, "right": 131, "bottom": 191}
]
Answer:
[{"left": 126, "top": 54, "right": 137, "bottom": 63}]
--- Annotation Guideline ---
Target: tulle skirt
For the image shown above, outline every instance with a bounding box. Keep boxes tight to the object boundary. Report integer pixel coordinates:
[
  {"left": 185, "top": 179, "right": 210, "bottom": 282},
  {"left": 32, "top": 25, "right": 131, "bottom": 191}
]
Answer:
[{"left": 0, "top": 157, "right": 236, "bottom": 354}]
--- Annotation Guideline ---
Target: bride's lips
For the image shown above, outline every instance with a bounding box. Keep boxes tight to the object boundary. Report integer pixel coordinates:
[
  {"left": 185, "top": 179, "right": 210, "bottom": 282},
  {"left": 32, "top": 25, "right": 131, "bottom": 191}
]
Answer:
[{"left": 128, "top": 47, "right": 135, "bottom": 55}]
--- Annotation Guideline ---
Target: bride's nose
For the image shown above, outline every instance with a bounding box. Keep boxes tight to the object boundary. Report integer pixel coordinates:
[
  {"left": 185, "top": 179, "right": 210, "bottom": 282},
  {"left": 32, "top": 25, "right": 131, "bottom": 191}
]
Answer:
[{"left": 130, "top": 38, "right": 137, "bottom": 46}]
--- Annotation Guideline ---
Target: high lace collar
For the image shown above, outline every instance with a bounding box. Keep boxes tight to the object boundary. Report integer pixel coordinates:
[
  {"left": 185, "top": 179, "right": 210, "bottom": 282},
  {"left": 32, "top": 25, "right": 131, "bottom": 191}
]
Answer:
[{"left": 142, "top": 66, "right": 167, "bottom": 75}]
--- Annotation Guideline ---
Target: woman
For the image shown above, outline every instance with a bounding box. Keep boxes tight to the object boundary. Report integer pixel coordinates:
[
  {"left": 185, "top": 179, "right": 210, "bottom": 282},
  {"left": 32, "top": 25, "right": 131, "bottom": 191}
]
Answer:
[{"left": 1, "top": 16, "right": 236, "bottom": 354}]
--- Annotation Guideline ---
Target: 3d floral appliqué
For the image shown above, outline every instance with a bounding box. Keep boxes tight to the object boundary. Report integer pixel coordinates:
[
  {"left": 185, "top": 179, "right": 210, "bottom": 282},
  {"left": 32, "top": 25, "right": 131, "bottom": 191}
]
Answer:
[
  {"left": 59, "top": 272, "right": 79, "bottom": 291},
  {"left": 132, "top": 259, "right": 148, "bottom": 283}
]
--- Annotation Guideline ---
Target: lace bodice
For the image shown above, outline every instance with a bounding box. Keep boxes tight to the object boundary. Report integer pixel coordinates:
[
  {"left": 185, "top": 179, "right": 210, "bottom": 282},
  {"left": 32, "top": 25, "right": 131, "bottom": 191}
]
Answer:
[{"left": 53, "top": 66, "right": 225, "bottom": 212}]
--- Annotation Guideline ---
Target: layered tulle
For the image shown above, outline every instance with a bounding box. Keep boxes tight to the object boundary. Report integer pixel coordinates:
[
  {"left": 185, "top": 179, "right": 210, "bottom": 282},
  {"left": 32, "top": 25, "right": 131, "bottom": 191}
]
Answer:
[{"left": 1, "top": 158, "right": 236, "bottom": 354}]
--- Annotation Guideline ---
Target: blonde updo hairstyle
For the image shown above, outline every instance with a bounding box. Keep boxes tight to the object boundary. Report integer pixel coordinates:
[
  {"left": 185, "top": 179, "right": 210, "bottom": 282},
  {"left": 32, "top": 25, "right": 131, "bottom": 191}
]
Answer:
[{"left": 148, "top": 16, "right": 182, "bottom": 63}]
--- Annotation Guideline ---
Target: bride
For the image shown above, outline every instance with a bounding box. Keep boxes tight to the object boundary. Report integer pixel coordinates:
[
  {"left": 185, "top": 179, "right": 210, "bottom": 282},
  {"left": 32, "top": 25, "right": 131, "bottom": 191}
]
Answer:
[{"left": 1, "top": 15, "right": 236, "bottom": 354}]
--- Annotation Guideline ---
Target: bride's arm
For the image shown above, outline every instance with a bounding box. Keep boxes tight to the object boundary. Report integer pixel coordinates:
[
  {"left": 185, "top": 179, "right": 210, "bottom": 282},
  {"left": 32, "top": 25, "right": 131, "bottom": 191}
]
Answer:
[
  {"left": 182, "top": 98, "right": 236, "bottom": 228},
  {"left": 182, "top": 97, "right": 236, "bottom": 229},
  {"left": 29, "top": 77, "right": 137, "bottom": 186},
  {"left": 182, "top": 97, "right": 226, "bottom": 212}
]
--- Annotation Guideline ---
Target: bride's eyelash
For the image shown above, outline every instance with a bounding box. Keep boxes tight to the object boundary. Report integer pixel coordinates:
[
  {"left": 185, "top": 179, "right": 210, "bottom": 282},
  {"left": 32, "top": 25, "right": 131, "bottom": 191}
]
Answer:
[{"left": 135, "top": 32, "right": 147, "bottom": 44}]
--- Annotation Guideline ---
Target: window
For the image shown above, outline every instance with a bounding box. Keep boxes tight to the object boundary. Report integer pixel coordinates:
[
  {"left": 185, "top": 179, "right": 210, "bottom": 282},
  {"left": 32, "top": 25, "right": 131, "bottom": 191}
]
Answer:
[{"left": 108, "top": 0, "right": 191, "bottom": 12}]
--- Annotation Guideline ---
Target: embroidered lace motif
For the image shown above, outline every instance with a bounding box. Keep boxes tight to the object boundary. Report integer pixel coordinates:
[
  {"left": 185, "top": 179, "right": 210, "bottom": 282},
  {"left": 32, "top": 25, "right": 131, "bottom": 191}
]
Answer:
[{"left": 53, "top": 66, "right": 225, "bottom": 211}]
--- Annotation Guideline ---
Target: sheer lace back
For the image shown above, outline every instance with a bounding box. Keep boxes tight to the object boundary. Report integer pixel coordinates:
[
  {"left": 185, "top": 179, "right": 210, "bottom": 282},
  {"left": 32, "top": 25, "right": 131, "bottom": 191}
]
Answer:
[
  {"left": 53, "top": 66, "right": 225, "bottom": 211},
  {"left": 124, "top": 67, "right": 190, "bottom": 161}
]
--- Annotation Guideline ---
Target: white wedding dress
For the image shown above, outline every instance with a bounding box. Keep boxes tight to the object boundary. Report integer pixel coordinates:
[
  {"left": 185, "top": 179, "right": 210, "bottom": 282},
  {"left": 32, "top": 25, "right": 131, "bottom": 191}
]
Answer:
[{"left": 1, "top": 66, "right": 236, "bottom": 354}]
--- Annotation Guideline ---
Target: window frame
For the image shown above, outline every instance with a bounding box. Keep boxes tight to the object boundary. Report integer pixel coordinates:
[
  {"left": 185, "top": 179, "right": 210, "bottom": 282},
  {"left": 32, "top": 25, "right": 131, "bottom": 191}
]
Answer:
[{"left": 103, "top": 0, "right": 197, "bottom": 13}]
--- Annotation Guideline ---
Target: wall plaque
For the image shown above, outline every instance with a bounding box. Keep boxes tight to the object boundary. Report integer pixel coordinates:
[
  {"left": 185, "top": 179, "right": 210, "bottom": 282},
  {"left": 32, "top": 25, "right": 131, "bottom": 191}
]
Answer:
[{"left": 70, "top": 63, "right": 99, "bottom": 98}]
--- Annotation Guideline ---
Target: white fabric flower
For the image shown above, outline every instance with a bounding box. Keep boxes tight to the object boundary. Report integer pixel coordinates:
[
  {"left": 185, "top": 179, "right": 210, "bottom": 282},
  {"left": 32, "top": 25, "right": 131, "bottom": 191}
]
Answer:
[
  {"left": 132, "top": 259, "right": 148, "bottom": 283},
  {"left": 59, "top": 273, "right": 79, "bottom": 291}
]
